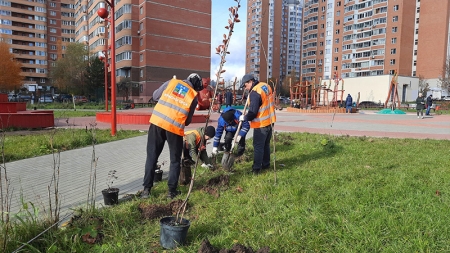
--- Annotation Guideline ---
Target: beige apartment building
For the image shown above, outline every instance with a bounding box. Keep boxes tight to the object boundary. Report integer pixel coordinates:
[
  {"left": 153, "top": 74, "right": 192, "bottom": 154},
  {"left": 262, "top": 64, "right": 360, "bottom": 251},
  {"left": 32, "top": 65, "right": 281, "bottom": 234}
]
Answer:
[
  {"left": 0, "top": 0, "right": 76, "bottom": 89},
  {"left": 0, "top": 0, "right": 211, "bottom": 101},
  {"left": 302, "top": 0, "right": 450, "bottom": 89},
  {"left": 246, "top": 0, "right": 302, "bottom": 83}
]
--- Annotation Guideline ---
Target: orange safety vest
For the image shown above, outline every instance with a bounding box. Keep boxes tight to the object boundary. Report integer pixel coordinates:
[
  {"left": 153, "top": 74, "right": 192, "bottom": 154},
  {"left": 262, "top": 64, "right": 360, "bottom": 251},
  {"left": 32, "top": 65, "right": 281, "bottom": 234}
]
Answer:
[
  {"left": 249, "top": 82, "right": 277, "bottom": 128},
  {"left": 150, "top": 79, "right": 197, "bottom": 136},
  {"left": 184, "top": 129, "right": 201, "bottom": 147}
]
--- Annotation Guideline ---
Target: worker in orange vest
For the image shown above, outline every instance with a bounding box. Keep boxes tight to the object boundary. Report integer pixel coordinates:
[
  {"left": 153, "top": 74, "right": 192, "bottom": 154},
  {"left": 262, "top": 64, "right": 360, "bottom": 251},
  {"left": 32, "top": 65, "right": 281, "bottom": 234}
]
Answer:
[
  {"left": 142, "top": 73, "right": 204, "bottom": 199},
  {"left": 183, "top": 126, "right": 216, "bottom": 168},
  {"left": 239, "top": 74, "right": 277, "bottom": 174}
]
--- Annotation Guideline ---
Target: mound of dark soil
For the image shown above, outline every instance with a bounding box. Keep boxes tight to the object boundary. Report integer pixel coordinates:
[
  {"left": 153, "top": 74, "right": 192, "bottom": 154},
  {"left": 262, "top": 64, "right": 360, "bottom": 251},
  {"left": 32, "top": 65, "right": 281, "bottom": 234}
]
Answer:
[
  {"left": 138, "top": 199, "right": 185, "bottom": 220},
  {"left": 201, "top": 175, "right": 230, "bottom": 197},
  {"left": 198, "top": 238, "right": 270, "bottom": 253}
]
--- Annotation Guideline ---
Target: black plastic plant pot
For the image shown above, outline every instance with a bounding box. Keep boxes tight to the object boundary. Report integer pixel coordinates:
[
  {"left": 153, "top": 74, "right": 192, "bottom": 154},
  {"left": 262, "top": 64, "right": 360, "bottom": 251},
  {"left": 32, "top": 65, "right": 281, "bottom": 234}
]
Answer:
[
  {"left": 154, "top": 169, "right": 163, "bottom": 182},
  {"left": 101, "top": 188, "right": 119, "bottom": 205},
  {"left": 160, "top": 216, "right": 190, "bottom": 249}
]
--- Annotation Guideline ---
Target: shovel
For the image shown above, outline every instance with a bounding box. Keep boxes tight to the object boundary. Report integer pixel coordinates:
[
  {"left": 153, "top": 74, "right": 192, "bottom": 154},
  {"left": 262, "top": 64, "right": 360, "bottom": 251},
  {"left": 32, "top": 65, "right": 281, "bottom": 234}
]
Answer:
[{"left": 221, "top": 95, "right": 249, "bottom": 170}]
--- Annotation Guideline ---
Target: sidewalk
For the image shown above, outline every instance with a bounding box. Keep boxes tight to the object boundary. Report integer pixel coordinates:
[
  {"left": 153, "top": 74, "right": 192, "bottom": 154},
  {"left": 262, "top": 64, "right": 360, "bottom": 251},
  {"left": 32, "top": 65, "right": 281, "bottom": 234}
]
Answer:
[{"left": 7, "top": 108, "right": 450, "bottom": 217}]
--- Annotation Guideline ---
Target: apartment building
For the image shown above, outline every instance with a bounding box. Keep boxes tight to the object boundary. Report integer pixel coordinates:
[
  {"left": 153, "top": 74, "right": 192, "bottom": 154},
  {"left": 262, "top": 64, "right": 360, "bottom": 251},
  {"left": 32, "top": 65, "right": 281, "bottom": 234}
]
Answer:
[
  {"left": 302, "top": 0, "right": 450, "bottom": 87},
  {"left": 75, "top": 0, "right": 211, "bottom": 102},
  {"left": 246, "top": 0, "right": 302, "bottom": 83},
  {"left": 0, "top": 0, "right": 76, "bottom": 88}
]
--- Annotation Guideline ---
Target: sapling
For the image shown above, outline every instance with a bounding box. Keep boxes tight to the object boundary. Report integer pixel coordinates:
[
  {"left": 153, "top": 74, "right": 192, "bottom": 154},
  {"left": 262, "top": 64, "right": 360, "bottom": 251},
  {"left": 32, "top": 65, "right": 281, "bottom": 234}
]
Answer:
[
  {"left": 176, "top": 0, "right": 241, "bottom": 223},
  {"left": 105, "top": 170, "right": 118, "bottom": 192}
]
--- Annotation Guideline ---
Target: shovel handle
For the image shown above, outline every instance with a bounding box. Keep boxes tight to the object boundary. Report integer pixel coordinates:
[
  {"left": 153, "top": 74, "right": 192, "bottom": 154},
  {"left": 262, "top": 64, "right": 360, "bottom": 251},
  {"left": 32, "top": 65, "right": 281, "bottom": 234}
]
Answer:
[{"left": 230, "top": 92, "right": 250, "bottom": 151}]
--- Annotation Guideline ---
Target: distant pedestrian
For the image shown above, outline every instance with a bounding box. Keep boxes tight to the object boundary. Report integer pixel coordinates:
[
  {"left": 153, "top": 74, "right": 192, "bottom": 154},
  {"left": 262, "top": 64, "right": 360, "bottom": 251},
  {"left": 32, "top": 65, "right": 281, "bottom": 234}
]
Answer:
[
  {"left": 345, "top": 94, "right": 353, "bottom": 113},
  {"left": 225, "top": 89, "right": 233, "bottom": 108},
  {"left": 416, "top": 93, "right": 425, "bottom": 119},
  {"left": 425, "top": 94, "right": 433, "bottom": 116}
]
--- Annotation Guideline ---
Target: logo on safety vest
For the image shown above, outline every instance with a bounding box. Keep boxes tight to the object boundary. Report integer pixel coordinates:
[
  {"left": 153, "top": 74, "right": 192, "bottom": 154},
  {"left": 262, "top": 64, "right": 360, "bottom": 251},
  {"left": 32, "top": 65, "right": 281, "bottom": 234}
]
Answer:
[
  {"left": 261, "top": 85, "right": 269, "bottom": 95},
  {"left": 173, "top": 83, "right": 189, "bottom": 98}
]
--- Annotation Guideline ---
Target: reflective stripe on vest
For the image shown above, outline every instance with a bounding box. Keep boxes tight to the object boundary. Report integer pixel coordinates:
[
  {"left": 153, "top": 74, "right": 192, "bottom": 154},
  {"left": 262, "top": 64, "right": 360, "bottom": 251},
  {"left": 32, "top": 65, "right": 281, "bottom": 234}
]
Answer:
[
  {"left": 150, "top": 79, "right": 197, "bottom": 135},
  {"left": 249, "top": 82, "right": 277, "bottom": 128},
  {"left": 184, "top": 129, "right": 201, "bottom": 146}
]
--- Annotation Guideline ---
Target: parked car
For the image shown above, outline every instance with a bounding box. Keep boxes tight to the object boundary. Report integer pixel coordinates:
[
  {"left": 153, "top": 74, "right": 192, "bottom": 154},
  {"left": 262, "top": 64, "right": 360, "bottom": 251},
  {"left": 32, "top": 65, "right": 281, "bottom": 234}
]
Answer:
[
  {"left": 17, "top": 94, "right": 32, "bottom": 102},
  {"left": 39, "top": 94, "right": 53, "bottom": 103},
  {"left": 56, "top": 94, "right": 73, "bottom": 102},
  {"left": 358, "top": 101, "right": 384, "bottom": 109},
  {"left": 74, "top": 95, "right": 88, "bottom": 103}
]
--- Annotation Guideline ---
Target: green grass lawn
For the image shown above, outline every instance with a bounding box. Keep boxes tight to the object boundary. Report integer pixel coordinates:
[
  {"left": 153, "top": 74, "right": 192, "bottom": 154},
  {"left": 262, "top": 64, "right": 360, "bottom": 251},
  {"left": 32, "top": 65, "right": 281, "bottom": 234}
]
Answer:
[
  {"left": 4, "top": 133, "right": 450, "bottom": 252},
  {"left": 2, "top": 128, "right": 146, "bottom": 162}
]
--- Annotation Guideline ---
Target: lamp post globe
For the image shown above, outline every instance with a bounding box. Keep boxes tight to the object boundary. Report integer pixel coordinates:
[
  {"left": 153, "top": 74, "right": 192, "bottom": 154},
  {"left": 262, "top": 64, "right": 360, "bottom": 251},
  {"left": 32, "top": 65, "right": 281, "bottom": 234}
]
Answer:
[{"left": 97, "top": 8, "right": 108, "bottom": 19}]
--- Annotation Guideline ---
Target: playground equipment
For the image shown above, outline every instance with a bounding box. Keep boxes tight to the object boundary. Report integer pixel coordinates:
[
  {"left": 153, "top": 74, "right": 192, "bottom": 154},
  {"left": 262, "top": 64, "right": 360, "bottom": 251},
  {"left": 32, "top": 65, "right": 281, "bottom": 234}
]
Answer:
[{"left": 378, "top": 69, "right": 405, "bottom": 114}]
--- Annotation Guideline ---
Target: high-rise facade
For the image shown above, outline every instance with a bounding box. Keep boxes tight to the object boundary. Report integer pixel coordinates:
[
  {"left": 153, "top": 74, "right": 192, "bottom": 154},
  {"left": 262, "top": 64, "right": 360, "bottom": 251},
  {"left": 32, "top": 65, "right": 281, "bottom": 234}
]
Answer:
[
  {"left": 75, "top": 0, "right": 211, "bottom": 102},
  {"left": 246, "top": 0, "right": 302, "bottom": 82},
  {"left": 0, "top": 0, "right": 210, "bottom": 101},
  {"left": 0, "top": 0, "right": 76, "bottom": 88},
  {"left": 302, "top": 0, "right": 450, "bottom": 87}
]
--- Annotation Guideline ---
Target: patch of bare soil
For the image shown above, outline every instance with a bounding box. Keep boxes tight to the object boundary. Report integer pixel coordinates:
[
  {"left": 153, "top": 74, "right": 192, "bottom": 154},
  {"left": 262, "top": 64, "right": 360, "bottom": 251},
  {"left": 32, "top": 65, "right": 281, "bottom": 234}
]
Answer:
[
  {"left": 274, "top": 132, "right": 294, "bottom": 146},
  {"left": 201, "top": 175, "right": 230, "bottom": 198},
  {"left": 198, "top": 238, "right": 270, "bottom": 253},
  {"left": 138, "top": 199, "right": 185, "bottom": 220}
]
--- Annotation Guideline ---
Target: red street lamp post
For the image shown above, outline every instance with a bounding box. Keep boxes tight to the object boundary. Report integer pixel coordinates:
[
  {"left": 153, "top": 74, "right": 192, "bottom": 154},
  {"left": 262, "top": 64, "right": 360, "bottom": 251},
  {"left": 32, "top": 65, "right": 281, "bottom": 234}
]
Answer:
[{"left": 97, "top": 2, "right": 116, "bottom": 136}]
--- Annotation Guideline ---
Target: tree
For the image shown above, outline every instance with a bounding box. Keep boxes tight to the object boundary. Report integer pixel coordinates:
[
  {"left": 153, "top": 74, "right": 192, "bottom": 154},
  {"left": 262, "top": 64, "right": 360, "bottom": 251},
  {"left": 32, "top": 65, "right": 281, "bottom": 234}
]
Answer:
[
  {"left": 50, "top": 42, "right": 89, "bottom": 95},
  {"left": 438, "top": 58, "right": 450, "bottom": 91},
  {"left": 418, "top": 75, "right": 430, "bottom": 95},
  {"left": 0, "top": 40, "right": 23, "bottom": 92},
  {"left": 84, "top": 57, "right": 105, "bottom": 101}
]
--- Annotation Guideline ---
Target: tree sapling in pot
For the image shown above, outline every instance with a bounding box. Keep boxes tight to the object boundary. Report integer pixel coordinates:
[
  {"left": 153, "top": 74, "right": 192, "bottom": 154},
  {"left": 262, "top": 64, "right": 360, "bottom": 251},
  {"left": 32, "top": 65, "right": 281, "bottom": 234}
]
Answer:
[{"left": 101, "top": 170, "right": 119, "bottom": 205}]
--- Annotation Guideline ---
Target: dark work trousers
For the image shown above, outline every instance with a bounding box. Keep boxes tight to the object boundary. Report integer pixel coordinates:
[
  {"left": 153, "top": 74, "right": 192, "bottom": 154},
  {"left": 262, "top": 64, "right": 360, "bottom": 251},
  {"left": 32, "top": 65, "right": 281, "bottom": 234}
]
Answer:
[
  {"left": 252, "top": 125, "right": 272, "bottom": 171},
  {"left": 143, "top": 124, "right": 183, "bottom": 192},
  {"left": 224, "top": 131, "right": 246, "bottom": 156}
]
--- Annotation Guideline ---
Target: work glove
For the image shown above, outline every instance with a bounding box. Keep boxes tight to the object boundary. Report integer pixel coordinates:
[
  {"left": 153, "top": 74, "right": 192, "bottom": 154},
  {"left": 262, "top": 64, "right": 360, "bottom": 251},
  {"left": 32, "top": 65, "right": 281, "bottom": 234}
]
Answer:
[
  {"left": 236, "top": 135, "right": 242, "bottom": 143},
  {"left": 212, "top": 147, "right": 218, "bottom": 155},
  {"left": 201, "top": 163, "right": 209, "bottom": 168},
  {"left": 239, "top": 115, "right": 245, "bottom": 122},
  {"left": 207, "top": 164, "right": 213, "bottom": 169}
]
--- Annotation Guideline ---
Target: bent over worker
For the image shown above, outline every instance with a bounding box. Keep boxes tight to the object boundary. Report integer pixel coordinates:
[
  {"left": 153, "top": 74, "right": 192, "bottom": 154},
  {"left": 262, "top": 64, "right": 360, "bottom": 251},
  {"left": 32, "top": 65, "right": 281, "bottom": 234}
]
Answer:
[
  {"left": 183, "top": 126, "right": 216, "bottom": 168},
  {"left": 211, "top": 107, "right": 249, "bottom": 157},
  {"left": 142, "top": 73, "right": 204, "bottom": 199},
  {"left": 239, "top": 74, "right": 276, "bottom": 174}
]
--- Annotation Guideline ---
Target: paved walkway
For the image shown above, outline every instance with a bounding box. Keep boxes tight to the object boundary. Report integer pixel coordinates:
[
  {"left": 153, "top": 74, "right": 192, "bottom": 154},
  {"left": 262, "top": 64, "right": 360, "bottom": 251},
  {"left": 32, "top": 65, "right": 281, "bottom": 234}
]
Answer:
[{"left": 7, "top": 108, "right": 450, "bottom": 217}]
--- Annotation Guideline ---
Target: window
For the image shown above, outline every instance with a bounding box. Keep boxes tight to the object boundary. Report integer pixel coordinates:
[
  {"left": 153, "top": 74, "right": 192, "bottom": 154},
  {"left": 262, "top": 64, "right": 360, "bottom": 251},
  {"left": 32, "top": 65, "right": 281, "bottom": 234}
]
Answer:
[
  {"left": 140, "top": 38, "right": 143, "bottom": 46},
  {"left": 416, "top": 18, "right": 419, "bottom": 24},
  {"left": 334, "top": 57, "right": 339, "bottom": 61},
  {"left": 335, "top": 48, "right": 339, "bottom": 53},
  {"left": 336, "top": 11, "right": 340, "bottom": 16},
  {"left": 50, "top": 11, "right": 56, "bottom": 16},
  {"left": 390, "top": 70, "right": 395, "bottom": 74},
  {"left": 40, "top": 78, "right": 46, "bottom": 83},
  {"left": 415, "top": 39, "right": 418, "bottom": 45},
  {"left": 414, "top": 50, "right": 417, "bottom": 56},
  {"left": 140, "top": 6, "right": 143, "bottom": 14},
  {"left": 50, "top": 2, "right": 56, "bottom": 7},
  {"left": 139, "top": 22, "right": 143, "bottom": 30},
  {"left": 140, "top": 54, "right": 143, "bottom": 62},
  {"left": 390, "top": 59, "right": 396, "bottom": 65},
  {"left": 413, "top": 71, "right": 416, "bottom": 76},
  {"left": 414, "top": 60, "right": 417, "bottom": 66},
  {"left": 320, "top": 41, "right": 324, "bottom": 46},
  {"left": 321, "top": 24, "right": 324, "bottom": 28},
  {"left": 415, "top": 28, "right": 419, "bottom": 34},
  {"left": 336, "top": 20, "right": 340, "bottom": 25},
  {"left": 392, "top": 27, "right": 397, "bottom": 33},
  {"left": 390, "top": 48, "right": 396, "bottom": 54},
  {"left": 393, "top": 5, "right": 399, "bottom": 11},
  {"left": 416, "top": 7, "right": 420, "bottom": 13},
  {"left": 393, "top": 16, "right": 398, "bottom": 22},
  {"left": 140, "top": 69, "right": 143, "bottom": 77},
  {"left": 335, "top": 29, "right": 340, "bottom": 34},
  {"left": 391, "top": 38, "right": 397, "bottom": 44}
]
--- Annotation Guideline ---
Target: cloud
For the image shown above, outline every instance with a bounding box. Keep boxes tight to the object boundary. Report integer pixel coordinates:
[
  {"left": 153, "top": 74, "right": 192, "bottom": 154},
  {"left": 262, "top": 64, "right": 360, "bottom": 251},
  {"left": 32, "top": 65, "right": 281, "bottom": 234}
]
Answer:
[{"left": 210, "top": 0, "right": 247, "bottom": 83}]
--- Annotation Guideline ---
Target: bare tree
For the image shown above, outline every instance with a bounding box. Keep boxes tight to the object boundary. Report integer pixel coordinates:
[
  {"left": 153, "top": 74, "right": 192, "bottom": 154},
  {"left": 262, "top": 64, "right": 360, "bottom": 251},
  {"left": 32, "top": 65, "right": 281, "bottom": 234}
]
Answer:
[
  {"left": 418, "top": 75, "right": 430, "bottom": 95},
  {"left": 438, "top": 58, "right": 450, "bottom": 91}
]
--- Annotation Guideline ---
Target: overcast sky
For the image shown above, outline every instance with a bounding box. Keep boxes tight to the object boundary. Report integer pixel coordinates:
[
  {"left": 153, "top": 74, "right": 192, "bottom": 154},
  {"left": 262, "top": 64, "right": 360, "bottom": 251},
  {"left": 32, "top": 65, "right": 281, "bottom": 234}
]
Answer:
[{"left": 210, "top": 0, "right": 247, "bottom": 84}]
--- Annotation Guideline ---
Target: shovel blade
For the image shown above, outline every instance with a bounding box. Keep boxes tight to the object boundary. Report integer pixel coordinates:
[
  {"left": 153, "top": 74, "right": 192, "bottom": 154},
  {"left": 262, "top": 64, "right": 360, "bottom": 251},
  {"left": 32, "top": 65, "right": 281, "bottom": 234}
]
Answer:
[{"left": 221, "top": 152, "right": 236, "bottom": 170}]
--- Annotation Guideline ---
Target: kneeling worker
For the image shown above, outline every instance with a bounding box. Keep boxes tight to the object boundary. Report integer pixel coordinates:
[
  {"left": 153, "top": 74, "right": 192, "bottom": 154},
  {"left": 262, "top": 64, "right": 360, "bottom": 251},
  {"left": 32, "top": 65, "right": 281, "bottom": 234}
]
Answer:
[
  {"left": 183, "top": 126, "right": 216, "bottom": 168},
  {"left": 211, "top": 107, "right": 250, "bottom": 156}
]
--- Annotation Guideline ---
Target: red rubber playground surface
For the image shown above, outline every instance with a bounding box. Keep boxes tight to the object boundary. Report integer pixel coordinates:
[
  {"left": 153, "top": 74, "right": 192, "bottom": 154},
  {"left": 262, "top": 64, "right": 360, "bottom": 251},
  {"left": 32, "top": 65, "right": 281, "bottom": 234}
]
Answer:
[{"left": 55, "top": 108, "right": 450, "bottom": 140}]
